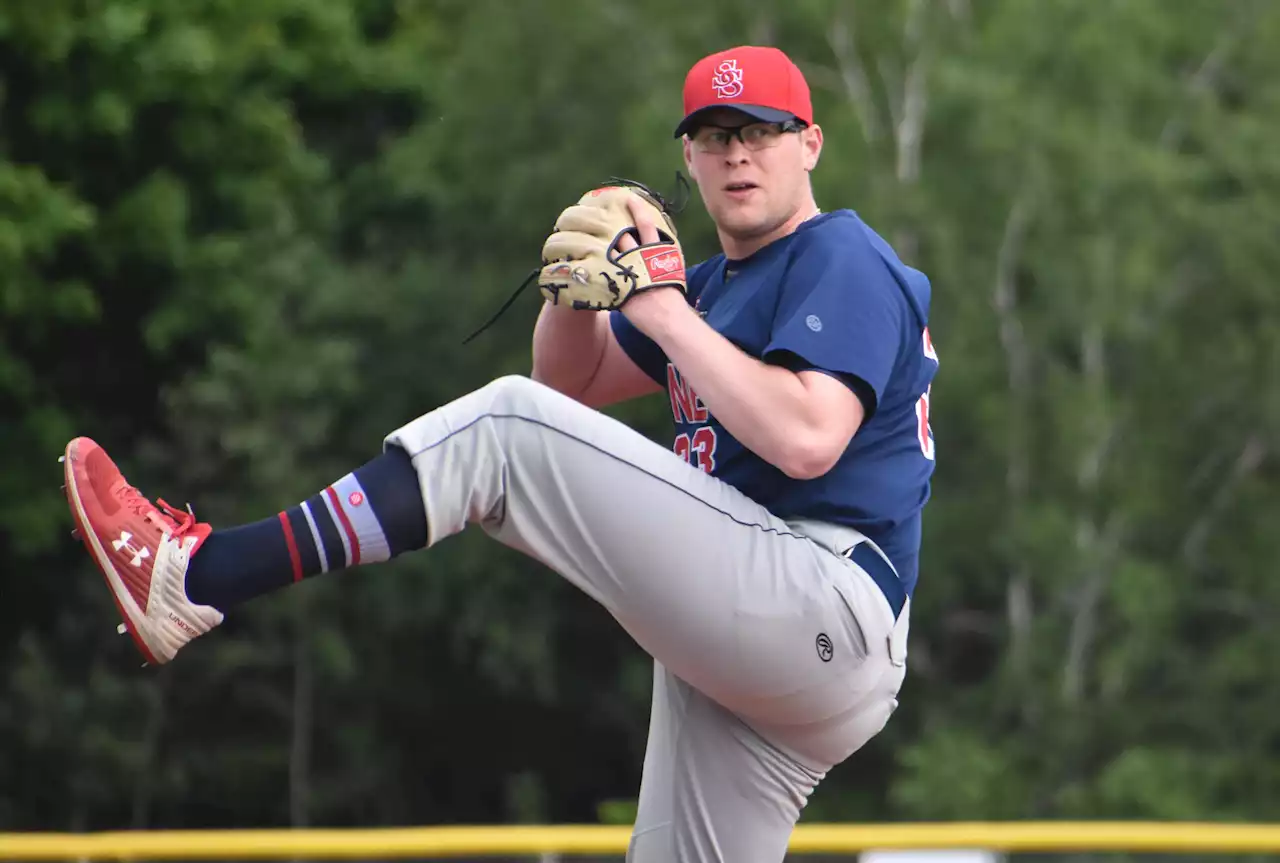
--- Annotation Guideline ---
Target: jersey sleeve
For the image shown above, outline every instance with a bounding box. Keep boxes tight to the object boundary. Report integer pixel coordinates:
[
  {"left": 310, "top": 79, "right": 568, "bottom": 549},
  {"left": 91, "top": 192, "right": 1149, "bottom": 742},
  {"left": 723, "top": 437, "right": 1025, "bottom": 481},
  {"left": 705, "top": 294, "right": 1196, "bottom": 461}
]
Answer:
[
  {"left": 608, "top": 259, "right": 712, "bottom": 387},
  {"left": 762, "top": 241, "right": 904, "bottom": 415},
  {"left": 609, "top": 310, "right": 668, "bottom": 386}
]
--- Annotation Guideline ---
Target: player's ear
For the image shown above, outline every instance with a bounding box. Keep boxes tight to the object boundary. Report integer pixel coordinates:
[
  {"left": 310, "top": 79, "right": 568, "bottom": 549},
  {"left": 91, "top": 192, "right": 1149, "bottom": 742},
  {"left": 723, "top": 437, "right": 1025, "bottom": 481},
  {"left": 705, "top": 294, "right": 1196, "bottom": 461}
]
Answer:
[
  {"left": 682, "top": 137, "right": 696, "bottom": 176},
  {"left": 682, "top": 138, "right": 707, "bottom": 191},
  {"left": 802, "top": 124, "right": 823, "bottom": 172}
]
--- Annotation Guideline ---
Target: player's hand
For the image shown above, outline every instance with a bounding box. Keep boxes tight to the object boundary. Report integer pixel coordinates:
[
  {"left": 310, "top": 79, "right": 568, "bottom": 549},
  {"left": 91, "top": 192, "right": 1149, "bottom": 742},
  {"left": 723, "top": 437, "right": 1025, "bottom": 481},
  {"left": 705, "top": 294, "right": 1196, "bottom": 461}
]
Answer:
[
  {"left": 616, "top": 196, "right": 661, "bottom": 254},
  {"left": 618, "top": 195, "right": 691, "bottom": 331},
  {"left": 538, "top": 182, "right": 686, "bottom": 312}
]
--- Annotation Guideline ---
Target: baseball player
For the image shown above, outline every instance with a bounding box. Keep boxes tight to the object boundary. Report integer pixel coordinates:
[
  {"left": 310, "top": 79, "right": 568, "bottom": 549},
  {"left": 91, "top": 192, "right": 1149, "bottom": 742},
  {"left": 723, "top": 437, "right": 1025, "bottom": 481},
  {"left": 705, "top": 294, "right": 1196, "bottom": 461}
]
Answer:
[{"left": 61, "top": 45, "right": 937, "bottom": 863}]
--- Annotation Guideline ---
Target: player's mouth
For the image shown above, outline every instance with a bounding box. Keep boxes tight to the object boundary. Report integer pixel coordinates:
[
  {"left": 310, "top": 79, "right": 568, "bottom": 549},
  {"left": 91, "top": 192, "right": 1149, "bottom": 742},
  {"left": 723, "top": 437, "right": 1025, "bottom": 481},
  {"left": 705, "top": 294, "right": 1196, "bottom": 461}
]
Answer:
[{"left": 724, "top": 181, "right": 759, "bottom": 200}]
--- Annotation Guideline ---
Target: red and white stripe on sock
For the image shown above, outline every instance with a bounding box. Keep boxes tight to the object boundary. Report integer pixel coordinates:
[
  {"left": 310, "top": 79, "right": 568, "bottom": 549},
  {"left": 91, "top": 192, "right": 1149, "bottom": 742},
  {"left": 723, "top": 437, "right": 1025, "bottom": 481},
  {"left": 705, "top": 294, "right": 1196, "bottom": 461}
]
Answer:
[
  {"left": 278, "top": 474, "right": 391, "bottom": 580},
  {"left": 322, "top": 474, "right": 391, "bottom": 567}
]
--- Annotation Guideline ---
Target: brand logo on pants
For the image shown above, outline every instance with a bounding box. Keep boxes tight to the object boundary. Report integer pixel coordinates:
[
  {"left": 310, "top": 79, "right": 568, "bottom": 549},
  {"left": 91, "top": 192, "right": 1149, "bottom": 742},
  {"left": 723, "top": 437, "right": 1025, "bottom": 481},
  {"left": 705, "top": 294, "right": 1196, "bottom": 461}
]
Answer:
[{"left": 815, "top": 633, "right": 833, "bottom": 662}]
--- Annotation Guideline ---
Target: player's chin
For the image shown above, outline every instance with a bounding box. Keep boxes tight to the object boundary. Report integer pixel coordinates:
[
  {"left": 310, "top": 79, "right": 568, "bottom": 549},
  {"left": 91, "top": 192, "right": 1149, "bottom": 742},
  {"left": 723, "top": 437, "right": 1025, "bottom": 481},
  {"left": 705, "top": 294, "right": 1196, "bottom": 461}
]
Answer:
[
  {"left": 712, "top": 202, "right": 771, "bottom": 236},
  {"left": 721, "top": 213, "right": 781, "bottom": 242}
]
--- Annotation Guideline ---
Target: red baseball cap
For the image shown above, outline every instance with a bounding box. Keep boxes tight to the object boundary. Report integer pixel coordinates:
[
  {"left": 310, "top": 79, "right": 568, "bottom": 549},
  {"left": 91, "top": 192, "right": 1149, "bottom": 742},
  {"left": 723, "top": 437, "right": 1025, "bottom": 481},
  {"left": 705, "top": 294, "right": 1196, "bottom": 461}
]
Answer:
[{"left": 674, "top": 45, "right": 814, "bottom": 139}]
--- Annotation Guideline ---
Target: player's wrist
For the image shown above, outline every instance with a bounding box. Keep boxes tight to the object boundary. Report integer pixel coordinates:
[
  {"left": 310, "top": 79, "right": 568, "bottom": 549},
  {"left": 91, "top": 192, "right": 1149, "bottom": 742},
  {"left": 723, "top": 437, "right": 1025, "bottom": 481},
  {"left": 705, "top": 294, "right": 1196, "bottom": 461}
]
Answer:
[{"left": 619, "top": 287, "right": 690, "bottom": 340}]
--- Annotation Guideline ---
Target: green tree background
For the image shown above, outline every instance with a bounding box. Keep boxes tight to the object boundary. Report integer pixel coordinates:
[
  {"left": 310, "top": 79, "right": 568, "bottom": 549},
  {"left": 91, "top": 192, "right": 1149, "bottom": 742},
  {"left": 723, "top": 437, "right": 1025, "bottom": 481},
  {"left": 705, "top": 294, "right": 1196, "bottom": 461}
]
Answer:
[{"left": 3, "top": 0, "right": 1279, "bottom": 836}]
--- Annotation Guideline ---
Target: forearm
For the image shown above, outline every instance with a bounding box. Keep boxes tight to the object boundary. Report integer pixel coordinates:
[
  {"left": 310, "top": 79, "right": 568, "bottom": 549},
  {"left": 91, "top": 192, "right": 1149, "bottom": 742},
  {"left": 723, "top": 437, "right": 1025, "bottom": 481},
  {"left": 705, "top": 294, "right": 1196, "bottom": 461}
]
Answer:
[
  {"left": 623, "top": 295, "right": 831, "bottom": 476},
  {"left": 531, "top": 303, "right": 608, "bottom": 397}
]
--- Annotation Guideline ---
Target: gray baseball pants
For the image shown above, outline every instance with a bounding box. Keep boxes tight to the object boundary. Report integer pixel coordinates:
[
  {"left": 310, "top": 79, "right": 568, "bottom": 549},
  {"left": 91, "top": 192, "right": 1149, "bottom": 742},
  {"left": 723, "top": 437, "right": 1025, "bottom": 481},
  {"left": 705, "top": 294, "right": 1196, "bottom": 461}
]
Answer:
[{"left": 384, "top": 375, "right": 911, "bottom": 863}]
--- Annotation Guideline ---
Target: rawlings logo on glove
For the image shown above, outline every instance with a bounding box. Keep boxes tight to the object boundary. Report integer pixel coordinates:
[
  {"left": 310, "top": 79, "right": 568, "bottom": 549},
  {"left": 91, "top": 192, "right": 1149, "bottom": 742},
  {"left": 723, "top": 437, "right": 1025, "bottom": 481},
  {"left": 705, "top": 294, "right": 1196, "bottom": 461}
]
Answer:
[
  {"left": 538, "top": 181, "right": 687, "bottom": 311},
  {"left": 641, "top": 247, "right": 686, "bottom": 279}
]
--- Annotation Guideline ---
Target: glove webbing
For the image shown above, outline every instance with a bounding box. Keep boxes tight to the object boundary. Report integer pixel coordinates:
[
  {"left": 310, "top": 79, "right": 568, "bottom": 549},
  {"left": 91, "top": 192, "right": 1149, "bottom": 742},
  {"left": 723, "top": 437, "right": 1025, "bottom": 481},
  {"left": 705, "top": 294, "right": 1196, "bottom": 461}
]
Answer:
[{"left": 461, "top": 173, "right": 690, "bottom": 345}]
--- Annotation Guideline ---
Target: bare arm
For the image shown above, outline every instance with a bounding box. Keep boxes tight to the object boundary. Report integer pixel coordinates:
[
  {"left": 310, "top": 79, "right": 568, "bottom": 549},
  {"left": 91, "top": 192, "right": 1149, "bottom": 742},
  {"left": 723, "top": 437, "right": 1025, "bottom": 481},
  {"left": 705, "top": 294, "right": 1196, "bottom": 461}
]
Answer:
[
  {"left": 531, "top": 302, "right": 661, "bottom": 409},
  {"left": 616, "top": 199, "right": 864, "bottom": 479},
  {"left": 622, "top": 291, "right": 863, "bottom": 478}
]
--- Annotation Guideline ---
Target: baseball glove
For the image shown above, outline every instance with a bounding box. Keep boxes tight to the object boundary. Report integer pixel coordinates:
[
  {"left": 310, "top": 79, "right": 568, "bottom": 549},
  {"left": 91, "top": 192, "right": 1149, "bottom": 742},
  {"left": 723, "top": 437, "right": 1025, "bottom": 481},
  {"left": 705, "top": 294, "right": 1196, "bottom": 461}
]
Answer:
[
  {"left": 537, "top": 180, "right": 687, "bottom": 311},
  {"left": 460, "top": 176, "right": 689, "bottom": 344}
]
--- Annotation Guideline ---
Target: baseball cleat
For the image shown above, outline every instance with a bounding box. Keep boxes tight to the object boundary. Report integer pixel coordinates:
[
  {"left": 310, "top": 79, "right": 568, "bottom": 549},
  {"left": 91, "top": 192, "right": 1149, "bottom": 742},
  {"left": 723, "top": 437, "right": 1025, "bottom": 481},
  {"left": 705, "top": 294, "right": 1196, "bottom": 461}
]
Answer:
[{"left": 62, "top": 437, "right": 223, "bottom": 665}]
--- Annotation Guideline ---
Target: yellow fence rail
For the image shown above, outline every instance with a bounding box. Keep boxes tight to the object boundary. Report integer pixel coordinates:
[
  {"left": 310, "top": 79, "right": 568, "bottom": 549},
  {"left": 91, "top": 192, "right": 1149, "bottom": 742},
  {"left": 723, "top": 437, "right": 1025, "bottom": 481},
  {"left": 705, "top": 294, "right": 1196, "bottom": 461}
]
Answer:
[{"left": 3, "top": 822, "right": 1280, "bottom": 860}]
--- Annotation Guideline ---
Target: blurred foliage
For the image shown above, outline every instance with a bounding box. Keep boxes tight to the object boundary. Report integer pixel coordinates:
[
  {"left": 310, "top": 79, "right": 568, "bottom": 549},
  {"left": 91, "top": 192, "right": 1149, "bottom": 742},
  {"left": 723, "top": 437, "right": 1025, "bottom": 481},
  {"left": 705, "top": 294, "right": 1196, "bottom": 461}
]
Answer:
[{"left": 3, "top": 0, "right": 1279, "bottom": 833}]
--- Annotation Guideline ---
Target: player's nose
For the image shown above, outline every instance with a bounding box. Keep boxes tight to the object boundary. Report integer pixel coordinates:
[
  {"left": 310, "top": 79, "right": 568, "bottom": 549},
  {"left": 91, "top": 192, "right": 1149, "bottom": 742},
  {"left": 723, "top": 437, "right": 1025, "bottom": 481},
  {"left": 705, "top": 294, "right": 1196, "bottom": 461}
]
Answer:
[{"left": 720, "top": 137, "right": 752, "bottom": 165}]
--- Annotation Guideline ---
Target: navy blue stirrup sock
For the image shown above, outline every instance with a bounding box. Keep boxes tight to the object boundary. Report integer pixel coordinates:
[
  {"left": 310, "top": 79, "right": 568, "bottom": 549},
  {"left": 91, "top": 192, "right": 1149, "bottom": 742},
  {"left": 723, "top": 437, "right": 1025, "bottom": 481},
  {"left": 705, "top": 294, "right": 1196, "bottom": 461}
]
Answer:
[{"left": 185, "top": 445, "right": 428, "bottom": 610}]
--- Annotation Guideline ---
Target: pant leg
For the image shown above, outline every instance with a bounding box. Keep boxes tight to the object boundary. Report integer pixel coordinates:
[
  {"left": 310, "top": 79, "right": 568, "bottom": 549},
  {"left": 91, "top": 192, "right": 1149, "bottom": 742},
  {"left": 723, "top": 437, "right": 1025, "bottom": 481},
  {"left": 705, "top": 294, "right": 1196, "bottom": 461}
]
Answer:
[
  {"left": 387, "top": 376, "right": 912, "bottom": 861},
  {"left": 385, "top": 377, "right": 876, "bottom": 746},
  {"left": 627, "top": 663, "right": 820, "bottom": 863},
  {"left": 629, "top": 606, "right": 910, "bottom": 863}
]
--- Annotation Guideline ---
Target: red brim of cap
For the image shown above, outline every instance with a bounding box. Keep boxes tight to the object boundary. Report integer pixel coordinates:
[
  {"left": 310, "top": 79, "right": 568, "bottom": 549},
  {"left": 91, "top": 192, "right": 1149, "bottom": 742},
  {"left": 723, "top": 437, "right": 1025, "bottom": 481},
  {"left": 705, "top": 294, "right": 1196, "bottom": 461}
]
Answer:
[{"left": 673, "top": 104, "right": 798, "bottom": 139}]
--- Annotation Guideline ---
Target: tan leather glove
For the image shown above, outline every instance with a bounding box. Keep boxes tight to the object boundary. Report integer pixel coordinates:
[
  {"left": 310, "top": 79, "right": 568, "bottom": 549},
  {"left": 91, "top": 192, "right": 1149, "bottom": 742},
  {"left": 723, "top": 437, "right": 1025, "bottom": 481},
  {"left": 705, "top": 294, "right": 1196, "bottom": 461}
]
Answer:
[{"left": 538, "top": 183, "right": 686, "bottom": 310}]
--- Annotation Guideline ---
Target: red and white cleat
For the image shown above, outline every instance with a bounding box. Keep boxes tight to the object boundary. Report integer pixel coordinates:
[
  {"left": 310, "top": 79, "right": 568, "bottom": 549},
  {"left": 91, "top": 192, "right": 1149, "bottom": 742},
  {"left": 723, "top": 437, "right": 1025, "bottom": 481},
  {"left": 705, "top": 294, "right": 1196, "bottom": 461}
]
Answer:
[{"left": 62, "top": 437, "right": 223, "bottom": 665}]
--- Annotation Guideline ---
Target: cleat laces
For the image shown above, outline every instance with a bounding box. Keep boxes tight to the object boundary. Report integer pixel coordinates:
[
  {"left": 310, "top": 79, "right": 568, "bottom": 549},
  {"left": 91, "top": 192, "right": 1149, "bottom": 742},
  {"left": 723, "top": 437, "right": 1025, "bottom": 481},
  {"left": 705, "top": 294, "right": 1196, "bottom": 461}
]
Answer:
[
  {"left": 156, "top": 499, "right": 197, "bottom": 539},
  {"left": 118, "top": 484, "right": 198, "bottom": 540}
]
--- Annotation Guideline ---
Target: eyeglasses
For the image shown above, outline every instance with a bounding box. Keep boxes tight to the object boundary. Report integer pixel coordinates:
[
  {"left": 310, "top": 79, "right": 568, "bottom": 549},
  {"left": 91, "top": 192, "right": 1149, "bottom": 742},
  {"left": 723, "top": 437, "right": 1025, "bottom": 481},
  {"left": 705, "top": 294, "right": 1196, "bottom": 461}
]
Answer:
[{"left": 688, "top": 120, "right": 806, "bottom": 155}]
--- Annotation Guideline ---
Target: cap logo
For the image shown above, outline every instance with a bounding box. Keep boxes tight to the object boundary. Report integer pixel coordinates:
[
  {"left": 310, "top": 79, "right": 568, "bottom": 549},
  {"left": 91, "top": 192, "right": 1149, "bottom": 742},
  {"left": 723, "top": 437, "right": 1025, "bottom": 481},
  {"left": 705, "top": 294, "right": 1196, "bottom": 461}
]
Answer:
[{"left": 711, "top": 60, "right": 744, "bottom": 99}]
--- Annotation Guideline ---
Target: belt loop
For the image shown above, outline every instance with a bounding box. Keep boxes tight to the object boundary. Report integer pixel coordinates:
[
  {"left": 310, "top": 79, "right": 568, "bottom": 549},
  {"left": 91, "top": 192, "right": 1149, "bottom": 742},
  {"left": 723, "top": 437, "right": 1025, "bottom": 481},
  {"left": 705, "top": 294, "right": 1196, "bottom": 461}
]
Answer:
[
  {"left": 846, "top": 540, "right": 907, "bottom": 621},
  {"left": 888, "top": 597, "right": 910, "bottom": 666}
]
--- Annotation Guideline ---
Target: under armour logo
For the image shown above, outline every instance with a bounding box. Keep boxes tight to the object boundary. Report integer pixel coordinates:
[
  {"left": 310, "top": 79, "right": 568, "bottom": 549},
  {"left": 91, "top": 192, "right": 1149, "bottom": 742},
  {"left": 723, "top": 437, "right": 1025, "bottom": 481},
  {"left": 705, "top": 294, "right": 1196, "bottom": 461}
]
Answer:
[{"left": 112, "top": 531, "right": 151, "bottom": 567}]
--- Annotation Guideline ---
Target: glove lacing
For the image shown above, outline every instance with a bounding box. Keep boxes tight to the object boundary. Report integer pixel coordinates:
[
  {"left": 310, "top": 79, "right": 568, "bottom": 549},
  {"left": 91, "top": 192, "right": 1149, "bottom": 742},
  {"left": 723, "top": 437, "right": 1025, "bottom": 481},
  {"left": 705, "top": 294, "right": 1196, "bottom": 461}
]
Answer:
[{"left": 460, "top": 172, "right": 689, "bottom": 345}]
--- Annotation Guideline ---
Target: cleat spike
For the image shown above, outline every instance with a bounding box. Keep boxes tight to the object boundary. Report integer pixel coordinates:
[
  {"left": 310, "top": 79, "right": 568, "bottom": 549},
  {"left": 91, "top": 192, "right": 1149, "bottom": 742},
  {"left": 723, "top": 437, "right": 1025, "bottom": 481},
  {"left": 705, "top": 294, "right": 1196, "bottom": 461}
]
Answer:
[
  {"left": 117, "top": 623, "right": 128, "bottom": 635},
  {"left": 71, "top": 529, "right": 80, "bottom": 540},
  {"left": 58, "top": 455, "right": 66, "bottom": 463}
]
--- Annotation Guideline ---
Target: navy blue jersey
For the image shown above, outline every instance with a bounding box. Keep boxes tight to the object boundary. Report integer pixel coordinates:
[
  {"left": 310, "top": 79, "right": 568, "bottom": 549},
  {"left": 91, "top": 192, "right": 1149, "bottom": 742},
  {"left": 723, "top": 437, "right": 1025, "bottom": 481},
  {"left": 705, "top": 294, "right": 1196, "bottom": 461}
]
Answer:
[{"left": 610, "top": 210, "right": 938, "bottom": 595}]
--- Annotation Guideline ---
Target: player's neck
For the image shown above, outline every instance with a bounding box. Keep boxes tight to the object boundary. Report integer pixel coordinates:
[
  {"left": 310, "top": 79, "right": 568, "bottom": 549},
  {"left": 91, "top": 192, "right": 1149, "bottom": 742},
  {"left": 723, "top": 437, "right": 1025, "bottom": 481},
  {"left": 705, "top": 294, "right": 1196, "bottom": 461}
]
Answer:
[{"left": 719, "top": 200, "right": 822, "bottom": 261}]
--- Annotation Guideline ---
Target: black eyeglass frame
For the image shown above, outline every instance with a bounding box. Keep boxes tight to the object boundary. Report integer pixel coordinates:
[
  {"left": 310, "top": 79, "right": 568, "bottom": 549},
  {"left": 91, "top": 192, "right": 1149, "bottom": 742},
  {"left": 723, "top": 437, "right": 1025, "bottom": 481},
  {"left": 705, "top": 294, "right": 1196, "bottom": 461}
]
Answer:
[{"left": 687, "top": 118, "right": 809, "bottom": 151}]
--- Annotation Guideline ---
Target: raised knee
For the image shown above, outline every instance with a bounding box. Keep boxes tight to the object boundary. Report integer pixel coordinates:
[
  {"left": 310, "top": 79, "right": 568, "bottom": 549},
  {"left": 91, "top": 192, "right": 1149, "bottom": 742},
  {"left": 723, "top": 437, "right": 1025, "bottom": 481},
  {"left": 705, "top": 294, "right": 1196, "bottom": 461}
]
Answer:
[
  {"left": 484, "top": 374, "right": 538, "bottom": 401},
  {"left": 487, "top": 374, "right": 535, "bottom": 392},
  {"left": 478, "top": 374, "right": 563, "bottom": 413}
]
